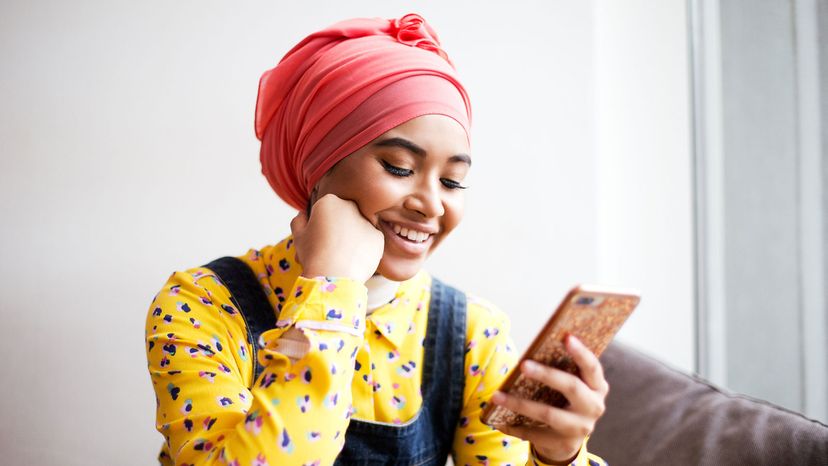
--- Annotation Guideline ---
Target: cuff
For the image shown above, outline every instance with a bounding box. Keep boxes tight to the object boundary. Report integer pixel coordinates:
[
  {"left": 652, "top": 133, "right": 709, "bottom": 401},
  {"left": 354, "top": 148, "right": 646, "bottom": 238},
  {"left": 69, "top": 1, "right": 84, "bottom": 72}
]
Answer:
[{"left": 259, "top": 276, "right": 368, "bottom": 346}]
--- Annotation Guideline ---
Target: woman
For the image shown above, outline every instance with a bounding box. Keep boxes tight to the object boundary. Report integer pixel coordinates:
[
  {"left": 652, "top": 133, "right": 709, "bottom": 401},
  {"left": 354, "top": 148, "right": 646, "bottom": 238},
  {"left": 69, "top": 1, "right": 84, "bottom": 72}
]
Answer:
[{"left": 145, "top": 13, "right": 609, "bottom": 466}]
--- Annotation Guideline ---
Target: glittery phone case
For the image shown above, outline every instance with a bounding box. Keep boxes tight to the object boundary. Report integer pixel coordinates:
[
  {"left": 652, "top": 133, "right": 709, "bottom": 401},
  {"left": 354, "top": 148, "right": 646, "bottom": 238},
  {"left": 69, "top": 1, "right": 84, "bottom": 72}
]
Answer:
[{"left": 480, "top": 285, "right": 640, "bottom": 428}]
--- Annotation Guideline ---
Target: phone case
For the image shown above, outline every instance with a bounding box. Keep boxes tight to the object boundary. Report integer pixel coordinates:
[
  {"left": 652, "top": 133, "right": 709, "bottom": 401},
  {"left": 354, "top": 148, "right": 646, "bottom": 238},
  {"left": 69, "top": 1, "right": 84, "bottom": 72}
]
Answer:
[{"left": 479, "top": 285, "right": 640, "bottom": 428}]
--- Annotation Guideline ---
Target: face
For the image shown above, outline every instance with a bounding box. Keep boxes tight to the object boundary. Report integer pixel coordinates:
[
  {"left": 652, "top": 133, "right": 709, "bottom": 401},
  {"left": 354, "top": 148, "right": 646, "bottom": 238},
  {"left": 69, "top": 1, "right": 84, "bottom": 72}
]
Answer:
[{"left": 312, "top": 114, "right": 471, "bottom": 281}]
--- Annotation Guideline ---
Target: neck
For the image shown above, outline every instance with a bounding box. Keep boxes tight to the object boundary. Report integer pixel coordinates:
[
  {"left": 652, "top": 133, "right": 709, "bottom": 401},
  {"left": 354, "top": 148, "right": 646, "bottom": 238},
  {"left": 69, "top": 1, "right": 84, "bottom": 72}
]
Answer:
[{"left": 365, "top": 274, "right": 400, "bottom": 314}]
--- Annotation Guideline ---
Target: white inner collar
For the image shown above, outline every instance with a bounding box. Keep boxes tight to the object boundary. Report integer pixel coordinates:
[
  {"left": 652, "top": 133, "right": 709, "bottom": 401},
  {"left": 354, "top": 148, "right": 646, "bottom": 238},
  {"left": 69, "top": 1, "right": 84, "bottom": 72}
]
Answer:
[{"left": 365, "top": 274, "right": 400, "bottom": 314}]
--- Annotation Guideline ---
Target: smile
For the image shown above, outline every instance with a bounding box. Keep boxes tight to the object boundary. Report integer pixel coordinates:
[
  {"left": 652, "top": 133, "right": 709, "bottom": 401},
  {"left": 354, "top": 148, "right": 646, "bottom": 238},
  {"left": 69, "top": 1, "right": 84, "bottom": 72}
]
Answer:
[
  {"left": 379, "top": 220, "right": 436, "bottom": 256},
  {"left": 390, "top": 223, "right": 432, "bottom": 243}
]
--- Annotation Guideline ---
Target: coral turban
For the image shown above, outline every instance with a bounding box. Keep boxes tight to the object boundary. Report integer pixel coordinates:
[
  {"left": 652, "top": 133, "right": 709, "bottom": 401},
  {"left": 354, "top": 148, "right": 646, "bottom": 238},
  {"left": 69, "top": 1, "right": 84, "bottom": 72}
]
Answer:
[{"left": 255, "top": 13, "right": 472, "bottom": 210}]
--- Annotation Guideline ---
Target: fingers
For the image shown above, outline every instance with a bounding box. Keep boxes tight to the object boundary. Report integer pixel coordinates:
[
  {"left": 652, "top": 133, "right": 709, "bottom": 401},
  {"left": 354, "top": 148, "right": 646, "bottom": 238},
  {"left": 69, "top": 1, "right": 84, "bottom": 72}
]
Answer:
[
  {"left": 325, "top": 194, "right": 380, "bottom": 230},
  {"left": 518, "top": 360, "right": 604, "bottom": 418},
  {"left": 491, "top": 391, "right": 595, "bottom": 438},
  {"left": 489, "top": 337, "right": 609, "bottom": 465},
  {"left": 290, "top": 211, "right": 308, "bottom": 235},
  {"left": 565, "top": 335, "right": 610, "bottom": 396},
  {"left": 290, "top": 212, "right": 307, "bottom": 264}
]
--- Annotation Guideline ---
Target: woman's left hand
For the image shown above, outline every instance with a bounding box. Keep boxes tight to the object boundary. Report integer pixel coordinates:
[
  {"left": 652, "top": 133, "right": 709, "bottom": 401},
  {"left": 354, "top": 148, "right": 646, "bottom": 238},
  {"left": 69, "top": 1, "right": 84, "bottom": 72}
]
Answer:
[{"left": 491, "top": 335, "right": 609, "bottom": 465}]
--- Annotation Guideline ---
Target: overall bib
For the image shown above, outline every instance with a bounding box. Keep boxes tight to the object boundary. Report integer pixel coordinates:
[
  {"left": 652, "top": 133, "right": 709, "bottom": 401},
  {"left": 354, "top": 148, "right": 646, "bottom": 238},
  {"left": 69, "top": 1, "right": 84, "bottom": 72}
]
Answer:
[{"left": 206, "top": 257, "right": 468, "bottom": 466}]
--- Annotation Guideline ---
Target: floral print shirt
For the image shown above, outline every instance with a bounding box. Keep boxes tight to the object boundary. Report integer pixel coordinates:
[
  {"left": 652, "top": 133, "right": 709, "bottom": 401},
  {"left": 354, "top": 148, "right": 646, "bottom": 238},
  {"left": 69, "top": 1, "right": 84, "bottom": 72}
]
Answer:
[{"left": 145, "top": 235, "right": 606, "bottom": 466}]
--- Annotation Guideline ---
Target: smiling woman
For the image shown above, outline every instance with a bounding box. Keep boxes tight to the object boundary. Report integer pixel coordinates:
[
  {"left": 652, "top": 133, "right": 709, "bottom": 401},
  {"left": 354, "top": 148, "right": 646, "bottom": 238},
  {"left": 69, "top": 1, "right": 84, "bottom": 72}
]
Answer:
[
  {"left": 310, "top": 115, "right": 470, "bottom": 281},
  {"left": 144, "top": 13, "right": 609, "bottom": 466}
]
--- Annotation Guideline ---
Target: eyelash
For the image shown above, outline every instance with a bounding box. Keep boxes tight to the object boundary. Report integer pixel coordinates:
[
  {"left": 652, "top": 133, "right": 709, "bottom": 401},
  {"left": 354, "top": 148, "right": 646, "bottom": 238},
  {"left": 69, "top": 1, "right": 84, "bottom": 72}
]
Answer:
[{"left": 381, "top": 160, "right": 468, "bottom": 190}]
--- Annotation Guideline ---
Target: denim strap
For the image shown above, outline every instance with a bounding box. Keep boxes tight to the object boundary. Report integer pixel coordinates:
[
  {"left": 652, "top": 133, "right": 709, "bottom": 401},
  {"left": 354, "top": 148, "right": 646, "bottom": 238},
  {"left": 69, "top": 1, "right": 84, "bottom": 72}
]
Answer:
[
  {"left": 422, "top": 277, "right": 468, "bottom": 450},
  {"left": 201, "top": 258, "right": 470, "bottom": 465},
  {"left": 203, "top": 256, "right": 275, "bottom": 387},
  {"left": 333, "top": 276, "right": 468, "bottom": 465}
]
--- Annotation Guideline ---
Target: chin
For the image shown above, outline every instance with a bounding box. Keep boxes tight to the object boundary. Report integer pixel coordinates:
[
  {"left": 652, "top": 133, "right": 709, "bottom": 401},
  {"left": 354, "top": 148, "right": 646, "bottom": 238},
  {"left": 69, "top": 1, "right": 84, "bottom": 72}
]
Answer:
[{"left": 375, "top": 257, "right": 423, "bottom": 282}]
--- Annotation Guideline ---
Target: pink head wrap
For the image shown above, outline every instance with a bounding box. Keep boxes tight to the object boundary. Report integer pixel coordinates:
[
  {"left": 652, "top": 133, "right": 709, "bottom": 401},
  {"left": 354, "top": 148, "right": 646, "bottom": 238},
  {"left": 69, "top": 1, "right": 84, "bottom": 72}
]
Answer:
[{"left": 255, "top": 13, "right": 472, "bottom": 210}]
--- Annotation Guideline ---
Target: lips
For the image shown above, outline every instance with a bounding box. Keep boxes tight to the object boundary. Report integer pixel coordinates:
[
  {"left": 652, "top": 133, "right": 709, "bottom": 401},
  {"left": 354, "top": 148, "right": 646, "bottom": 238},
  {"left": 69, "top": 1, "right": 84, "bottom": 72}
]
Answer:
[
  {"left": 390, "top": 222, "right": 432, "bottom": 243},
  {"left": 379, "top": 220, "right": 435, "bottom": 256}
]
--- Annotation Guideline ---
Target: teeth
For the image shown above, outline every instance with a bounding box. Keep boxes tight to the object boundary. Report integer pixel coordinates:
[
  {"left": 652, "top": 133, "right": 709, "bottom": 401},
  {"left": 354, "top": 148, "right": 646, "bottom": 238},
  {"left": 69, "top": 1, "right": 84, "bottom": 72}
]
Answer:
[{"left": 389, "top": 223, "right": 431, "bottom": 243}]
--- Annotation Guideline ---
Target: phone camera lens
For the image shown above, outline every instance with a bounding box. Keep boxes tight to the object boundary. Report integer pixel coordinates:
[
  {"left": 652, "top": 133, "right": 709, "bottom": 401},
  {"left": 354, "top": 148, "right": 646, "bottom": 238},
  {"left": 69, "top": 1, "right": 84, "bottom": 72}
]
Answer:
[{"left": 576, "top": 296, "right": 594, "bottom": 306}]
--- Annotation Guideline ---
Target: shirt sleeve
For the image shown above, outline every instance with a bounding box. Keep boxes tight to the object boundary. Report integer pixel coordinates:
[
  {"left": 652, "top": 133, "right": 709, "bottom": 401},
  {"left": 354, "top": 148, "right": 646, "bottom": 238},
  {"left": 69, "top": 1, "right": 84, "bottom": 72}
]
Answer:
[
  {"left": 145, "top": 269, "right": 367, "bottom": 466},
  {"left": 450, "top": 299, "right": 607, "bottom": 466}
]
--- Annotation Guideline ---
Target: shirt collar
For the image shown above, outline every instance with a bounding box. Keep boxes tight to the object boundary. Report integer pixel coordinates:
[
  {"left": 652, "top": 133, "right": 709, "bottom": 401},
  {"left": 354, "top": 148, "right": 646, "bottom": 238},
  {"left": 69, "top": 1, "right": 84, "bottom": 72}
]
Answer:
[
  {"left": 366, "top": 270, "right": 429, "bottom": 349},
  {"left": 264, "top": 235, "right": 428, "bottom": 349}
]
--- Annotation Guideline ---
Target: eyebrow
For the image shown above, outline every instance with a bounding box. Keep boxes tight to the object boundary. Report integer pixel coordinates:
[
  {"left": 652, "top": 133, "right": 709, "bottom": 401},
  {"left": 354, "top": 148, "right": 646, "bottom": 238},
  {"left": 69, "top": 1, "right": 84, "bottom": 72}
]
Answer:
[{"left": 372, "top": 137, "right": 472, "bottom": 166}]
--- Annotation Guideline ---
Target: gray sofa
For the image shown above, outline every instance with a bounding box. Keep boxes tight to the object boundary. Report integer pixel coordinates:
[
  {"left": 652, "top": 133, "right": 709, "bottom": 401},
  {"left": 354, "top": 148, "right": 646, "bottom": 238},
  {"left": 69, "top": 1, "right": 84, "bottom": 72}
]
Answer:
[{"left": 590, "top": 343, "right": 828, "bottom": 465}]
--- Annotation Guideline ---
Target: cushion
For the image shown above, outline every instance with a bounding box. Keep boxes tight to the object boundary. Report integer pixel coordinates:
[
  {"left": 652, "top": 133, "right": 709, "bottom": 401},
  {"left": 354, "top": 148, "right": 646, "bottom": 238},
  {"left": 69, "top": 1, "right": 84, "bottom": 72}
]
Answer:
[{"left": 589, "top": 342, "right": 828, "bottom": 465}]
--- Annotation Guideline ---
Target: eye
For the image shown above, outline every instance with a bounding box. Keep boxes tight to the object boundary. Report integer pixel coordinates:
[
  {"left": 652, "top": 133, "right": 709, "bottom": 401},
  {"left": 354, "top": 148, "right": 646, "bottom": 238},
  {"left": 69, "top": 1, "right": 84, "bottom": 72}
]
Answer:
[
  {"left": 440, "top": 178, "right": 468, "bottom": 190},
  {"left": 381, "top": 160, "right": 413, "bottom": 177}
]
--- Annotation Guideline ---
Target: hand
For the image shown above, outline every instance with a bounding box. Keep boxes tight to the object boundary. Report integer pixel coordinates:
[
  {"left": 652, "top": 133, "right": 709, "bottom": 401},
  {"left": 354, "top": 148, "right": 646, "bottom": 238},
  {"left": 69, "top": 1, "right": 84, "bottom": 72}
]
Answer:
[
  {"left": 492, "top": 335, "right": 609, "bottom": 464},
  {"left": 290, "top": 193, "right": 384, "bottom": 283}
]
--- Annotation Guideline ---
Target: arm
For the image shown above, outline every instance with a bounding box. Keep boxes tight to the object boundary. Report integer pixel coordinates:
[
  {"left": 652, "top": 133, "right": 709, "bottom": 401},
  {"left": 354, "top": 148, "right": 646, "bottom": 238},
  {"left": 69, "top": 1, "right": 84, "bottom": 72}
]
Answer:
[
  {"left": 450, "top": 300, "right": 607, "bottom": 466},
  {"left": 146, "top": 194, "right": 383, "bottom": 465},
  {"left": 146, "top": 269, "right": 367, "bottom": 465}
]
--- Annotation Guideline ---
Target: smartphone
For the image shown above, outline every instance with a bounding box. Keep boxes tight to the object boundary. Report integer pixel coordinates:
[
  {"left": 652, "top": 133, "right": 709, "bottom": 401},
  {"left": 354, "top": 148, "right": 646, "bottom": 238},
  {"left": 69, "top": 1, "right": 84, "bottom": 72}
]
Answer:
[{"left": 480, "top": 284, "right": 640, "bottom": 428}]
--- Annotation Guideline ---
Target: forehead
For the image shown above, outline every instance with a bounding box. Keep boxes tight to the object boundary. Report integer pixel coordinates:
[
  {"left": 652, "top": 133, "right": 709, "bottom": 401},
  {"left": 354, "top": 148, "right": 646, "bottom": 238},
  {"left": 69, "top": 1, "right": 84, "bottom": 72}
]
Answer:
[{"left": 378, "top": 114, "right": 471, "bottom": 156}]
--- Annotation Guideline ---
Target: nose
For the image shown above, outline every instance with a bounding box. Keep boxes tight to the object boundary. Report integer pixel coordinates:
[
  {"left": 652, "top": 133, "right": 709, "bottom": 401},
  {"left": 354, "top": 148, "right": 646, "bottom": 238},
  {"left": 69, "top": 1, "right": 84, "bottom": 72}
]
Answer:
[{"left": 404, "top": 178, "right": 445, "bottom": 218}]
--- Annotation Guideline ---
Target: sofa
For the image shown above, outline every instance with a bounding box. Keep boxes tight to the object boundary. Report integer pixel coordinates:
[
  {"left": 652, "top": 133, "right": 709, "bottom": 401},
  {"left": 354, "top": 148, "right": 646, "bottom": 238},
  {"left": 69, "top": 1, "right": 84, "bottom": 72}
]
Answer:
[{"left": 590, "top": 342, "right": 828, "bottom": 465}]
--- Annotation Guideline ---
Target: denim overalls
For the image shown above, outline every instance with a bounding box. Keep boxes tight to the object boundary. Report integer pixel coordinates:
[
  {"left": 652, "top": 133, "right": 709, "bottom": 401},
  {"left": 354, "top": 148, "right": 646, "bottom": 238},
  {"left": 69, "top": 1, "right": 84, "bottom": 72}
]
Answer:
[{"left": 206, "top": 257, "right": 468, "bottom": 466}]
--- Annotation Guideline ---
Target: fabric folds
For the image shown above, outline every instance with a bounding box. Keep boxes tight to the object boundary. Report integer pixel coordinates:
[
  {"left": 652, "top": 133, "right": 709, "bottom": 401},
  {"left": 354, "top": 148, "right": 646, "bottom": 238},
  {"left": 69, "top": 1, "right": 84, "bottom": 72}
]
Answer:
[{"left": 255, "top": 13, "right": 472, "bottom": 210}]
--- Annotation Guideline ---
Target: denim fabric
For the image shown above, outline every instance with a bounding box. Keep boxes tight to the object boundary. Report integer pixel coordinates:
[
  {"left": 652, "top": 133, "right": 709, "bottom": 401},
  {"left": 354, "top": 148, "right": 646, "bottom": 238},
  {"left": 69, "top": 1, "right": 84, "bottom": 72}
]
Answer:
[
  {"left": 204, "top": 256, "right": 276, "bottom": 381},
  {"left": 207, "top": 256, "right": 467, "bottom": 466},
  {"left": 333, "top": 277, "right": 467, "bottom": 466}
]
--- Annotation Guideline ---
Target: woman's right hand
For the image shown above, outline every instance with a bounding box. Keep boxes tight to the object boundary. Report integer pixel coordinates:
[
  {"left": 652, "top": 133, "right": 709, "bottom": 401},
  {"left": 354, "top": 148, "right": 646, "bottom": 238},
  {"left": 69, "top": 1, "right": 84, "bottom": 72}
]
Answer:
[{"left": 291, "top": 193, "right": 384, "bottom": 283}]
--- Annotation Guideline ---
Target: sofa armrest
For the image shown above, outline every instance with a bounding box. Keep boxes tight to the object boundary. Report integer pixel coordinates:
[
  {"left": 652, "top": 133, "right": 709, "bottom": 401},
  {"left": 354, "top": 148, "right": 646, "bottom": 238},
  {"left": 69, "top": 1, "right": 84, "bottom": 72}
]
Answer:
[{"left": 589, "top": 342, "right": 828, "bottom": 465}]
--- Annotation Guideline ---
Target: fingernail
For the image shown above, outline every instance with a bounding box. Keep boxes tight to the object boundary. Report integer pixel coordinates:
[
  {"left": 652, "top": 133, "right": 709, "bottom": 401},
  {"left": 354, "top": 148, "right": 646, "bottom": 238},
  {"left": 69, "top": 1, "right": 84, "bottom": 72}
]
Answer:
[
  {"left": 492, "top": 391, "right": 505, "bottom": 404},
  {"left": 568, "top": 334, "right": 582, "bottom": 346},
  {"left": 523, "top": 360, "right": 539, "bottom": 373}
]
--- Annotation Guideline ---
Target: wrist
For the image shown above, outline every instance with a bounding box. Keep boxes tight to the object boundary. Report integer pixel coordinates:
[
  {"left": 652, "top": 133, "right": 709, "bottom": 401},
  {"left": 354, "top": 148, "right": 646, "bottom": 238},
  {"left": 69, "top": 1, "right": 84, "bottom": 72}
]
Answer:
[{"left": 531, "top": 444, "right": 580, "bottom": 466}]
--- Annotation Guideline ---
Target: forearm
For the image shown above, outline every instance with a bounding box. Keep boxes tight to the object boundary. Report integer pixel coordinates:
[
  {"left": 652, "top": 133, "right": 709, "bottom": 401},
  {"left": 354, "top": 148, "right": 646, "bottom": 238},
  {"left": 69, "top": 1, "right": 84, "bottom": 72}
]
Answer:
[
  {"left": 170, "top": 330, "right": 362, "bottom": 465},
  {"left": 148, "top": 273, "right": 367, "bottom": 465}
]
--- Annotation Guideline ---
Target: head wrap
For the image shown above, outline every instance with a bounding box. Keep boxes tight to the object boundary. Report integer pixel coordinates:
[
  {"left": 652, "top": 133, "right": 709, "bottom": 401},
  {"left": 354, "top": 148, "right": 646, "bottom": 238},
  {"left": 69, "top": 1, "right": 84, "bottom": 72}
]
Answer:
[{"left": 255, "top": 13, "right": 472, "bottom": 210}]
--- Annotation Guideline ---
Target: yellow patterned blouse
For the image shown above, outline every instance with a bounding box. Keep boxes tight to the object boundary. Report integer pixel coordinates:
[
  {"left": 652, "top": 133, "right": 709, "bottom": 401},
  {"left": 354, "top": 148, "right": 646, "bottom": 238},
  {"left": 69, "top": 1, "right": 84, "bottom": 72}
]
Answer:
[{"left": 144, "top": 235, "right": 606, "bottom": 466}]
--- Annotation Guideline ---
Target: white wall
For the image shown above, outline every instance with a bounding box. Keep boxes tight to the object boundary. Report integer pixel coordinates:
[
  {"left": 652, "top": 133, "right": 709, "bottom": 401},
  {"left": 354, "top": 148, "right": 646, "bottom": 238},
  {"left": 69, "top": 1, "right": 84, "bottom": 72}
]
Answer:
[
  {"left": 593, "top": 1, "right": 695, "bottom": 369},
  {"left": 0, "top": 1, "right": 692, "bottom": 464}
]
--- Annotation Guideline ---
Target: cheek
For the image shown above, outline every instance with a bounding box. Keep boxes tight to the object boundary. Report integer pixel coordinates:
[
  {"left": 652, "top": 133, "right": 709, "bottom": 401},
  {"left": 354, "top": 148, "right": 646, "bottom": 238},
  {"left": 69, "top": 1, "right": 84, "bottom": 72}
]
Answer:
[
  {"left": 356, "top": 181, "right": 401, "bottom": 217},
  {"left": 316, "top": 168, "right": 396, "bottom": 218},
  {"left": 444, "top": 196, "right": 464, "bottom": 232}
]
